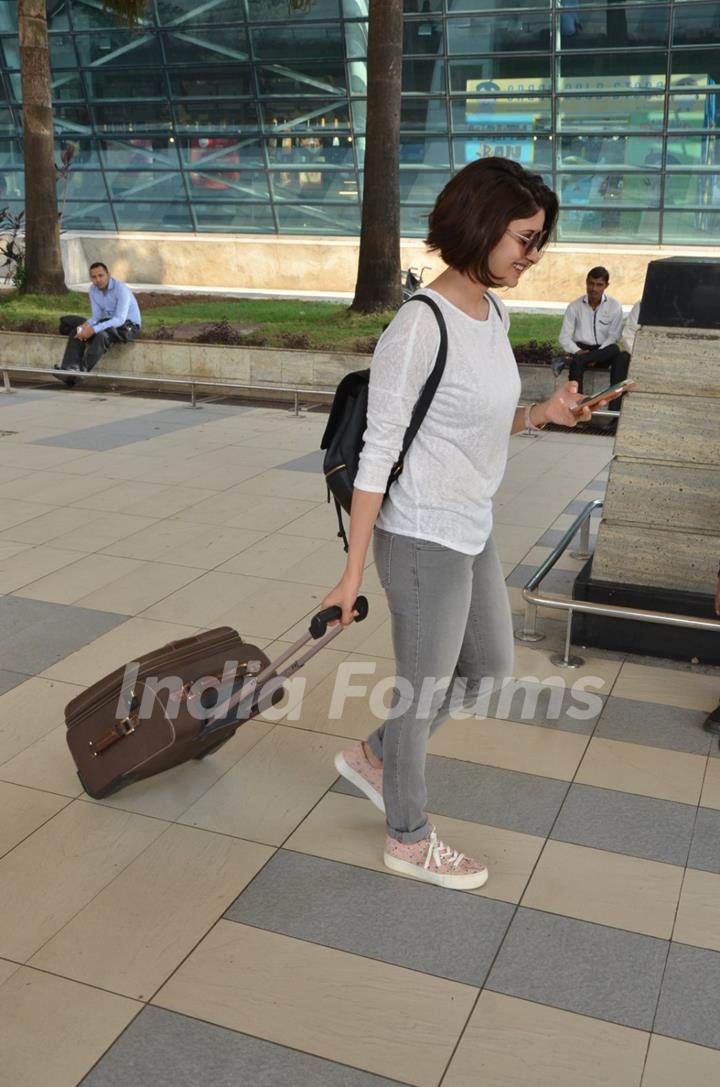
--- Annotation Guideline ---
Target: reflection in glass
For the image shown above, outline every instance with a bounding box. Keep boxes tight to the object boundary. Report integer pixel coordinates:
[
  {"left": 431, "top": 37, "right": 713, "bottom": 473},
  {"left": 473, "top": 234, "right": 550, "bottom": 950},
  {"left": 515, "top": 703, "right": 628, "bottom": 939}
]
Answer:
[
  {"left": 451, "top": 95, "right": 551, "bottom": 133},
  {"left": 559, "top": 5, "right": 669, "bottom": 50},
  {"left": 114, "top": 201, "right": 193, "bottom": 230},
  {"left": 557, "top": 208, "right": 660, "bottom": 244},
  {"left": 447, "top": 14, "right": 551, "bottom": 55},
  {"left": 453, "top": 135, "right": 552, "bottom": 169},
  {"left": 557, "top": 94, "right": 665, "bottom": 132},
  {"left": 663, "top": 209, "right": 720, "bottom": 243},
  {"left": 557, "top": 171, "right": 661, "bottom": 207},
  {"left": 192, "top": 202, "right": 275, "bottom": 233}
]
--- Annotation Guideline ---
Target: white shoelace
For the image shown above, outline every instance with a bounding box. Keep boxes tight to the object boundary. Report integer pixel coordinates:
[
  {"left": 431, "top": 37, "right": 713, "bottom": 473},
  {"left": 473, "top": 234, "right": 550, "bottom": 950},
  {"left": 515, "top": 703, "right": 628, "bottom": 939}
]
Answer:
[{"left": 423, "top": 828, "right": 465, "bottom": 871}]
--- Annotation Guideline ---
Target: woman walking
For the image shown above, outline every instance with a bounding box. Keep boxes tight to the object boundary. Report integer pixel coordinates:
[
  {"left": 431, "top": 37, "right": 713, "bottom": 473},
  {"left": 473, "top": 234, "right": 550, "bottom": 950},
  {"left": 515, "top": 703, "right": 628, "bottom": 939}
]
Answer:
[{"left": 323, "top": 157, "right": 598, "bottom": 890}]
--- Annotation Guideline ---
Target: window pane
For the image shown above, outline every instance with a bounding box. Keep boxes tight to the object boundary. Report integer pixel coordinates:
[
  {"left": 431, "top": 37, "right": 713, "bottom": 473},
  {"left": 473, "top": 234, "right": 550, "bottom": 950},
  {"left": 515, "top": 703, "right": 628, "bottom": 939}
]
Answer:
[
  {"left": 449, "top": 57, "right": 551, "bottom": 93},
  {"left": 174, "top": 100, "right": 259, "bottom": 132},
  {"left": 61, "top": 202, "right": 116, "bottom": 230},
  {"left": 101, "top": 138, "right": 179, "bottom": 169},
  {"left": 400, "top": 98, "right": 449, "bottom": 132},
  {"left": 557, "top": 171, "right": 661, "bottom": 207},
  {"left": 400, "top": 136, "right": 450, "bottom": 166},
  {"left": 56, "top": 136, "right": 101, "bottom": 169},
  {"left": 169, "top": 67, "right": 253, "bottom": 98},
  {"left": 163, "top": 27, "right": 249, "bottom": 65},
  {"left": 453, "top": 135, "right": 552, "bottom": 168},
  {"left": 156, "top": 0, "right": 241, "bottom": 25},
  {"left": 48, "top": 32, "right": 78, "bottom": 68},
  {"left": 114, "top": 201, "right": 194, "bottom": 230},
  {"left": 662, "top": 209, "right": 720, "bottom": 244},
  {"left": 674, "top": 3, "right": 720, "bottom": 47},
  {"left": 447, "top": 14, "right": 551, "bottom": 55},
  {"left": 668, "top": 91, "right": 720, "bottom": 130},
  {"left": 558, "top": 94, "right": 665, "bottom": 133},
  {"left": 74, "top": 31, "right": 163, "bottom": 68},
  {"left": 403, "top": 58, "right": 446, "bottom": 95},
  {"left": 670, "top": 52, "right": 720, "bottom": 89},
  {"left": 557, "top": 208, "right": 660, "bottom": 244},
  {"left": 557, "top": 53, "right": 669, "bottom": 92},
  {"left": 251, "top": 24, "right": 343, "bottom": 61},
  {"left": 192, "top": 202, "right": 275, "bottom": 233},
  {"left": 448, "top": 1, "right": 550, "bottom": 9},
  {"left": 178, "top": 136, "right": 264, "bottom": 169},
  {"left": 256, "top": 60, "right": 346, "bottom": 96},
  {"left": 274, "top": 203, "right": 361, "bottom": 234},
  {"left": 260, "top": 100, "right": 350, "bottom": 130},
  {"left": 0, "top": 108, "right": 15, "bottom": 137},
  {"left": 667, "top": 135, "right": 719, "bottom": 168},
  {"left": 400, "top": 204, "right": 432, "bottom": 237},
  {"left": 52, "top": 73, "right": 86, "bottom": 101},
  {"left": 247, "top": 0, "right": 341, "bottom": 19},
  {"left": 0, "top": 170, "right": 23, "bottom": 198},
  {"left": 93, "top": 101, "right": 172, "bottom": 132},
  {"left": 83, "top": 69, "right": 167, "bottom": 100},
  {"left": 560, "top": 5, "right": 669, "bottom": 50},
  {"left": 0, "top": 138, "right": 21, "bottom": 167},
  {"left": 664, "top": 172, "right": 720, "bottom": 207},
  {"left": 403, "top": 17, "right": 444, "bottom": 56},
  {"left": 269, "top": 169, "right": 358, "bottom": 200},
  {"left": 452, "top": 95, "right": 551, "bottom": 132},
  {"left": 53, "top": 104, "right": 93, "bottom": 135},
  {"left": 558, "top": 135, "right": 664, "bottom": 169},
  {"left": 186, "top": 168, "right": 270, "bottom": 200},
  {"left": 398, "top": 170, "right": 451, "bottom": 202},
  {"left": 106, "top": 170, "right": 187, "bottom": 200}
]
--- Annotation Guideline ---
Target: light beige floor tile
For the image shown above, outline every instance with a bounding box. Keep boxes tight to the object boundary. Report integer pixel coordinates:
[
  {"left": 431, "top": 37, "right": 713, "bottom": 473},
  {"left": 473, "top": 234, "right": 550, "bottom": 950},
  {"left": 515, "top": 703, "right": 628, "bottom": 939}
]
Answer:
[
  {"left": 0, "top": 499, "right": 57, "bottom": 532},
  {"left": 512, "top": 643, "right": 621, "bottom": 692},
  {"left": 522, "top": 839, "right": 683, "bottom": 939},
  {"left": 74, "top": 560, "right": 205, "bottom": 614},
  {"left": 0, "top": 725, "right": 85, "bottom": 798},
  {"left": 700, "top": 758, "right": 720, "bottom": 810},
  {"left": 50, "top": 511, "right": 159, "bottom": 553},
  {"left": 92, "top": 718, "right": 273, "bottom": 821},
  {"left": 0, "top": 539, "right": 28, "bottom": 562},
  {"left": 285, "top": 791, "right": 544, "bottom": 904},
  {"left": 154, "top": 525, "right": 266, "bottom": 570},
  {"left": 673, "top": 868, "right": 720, "bottom": 952},
  {"left": 0, "top": 470, "right": 36, "bottom": 496},
  {"left": 522, "top": 544, "right": 588, "bottom": 573},
  {"left": 274, "top": 538, "right": 354, "bottom": 588},
  {"left": 0, "top": 957, "right": 20, "bottom": 985},
  {"left": 141, "top": 570, "right": 260, "bottom": 625},
  {"left": 121, "top": 483, "right": 219, "bottom": 518},
  {"left": 0, "top": 504, "right": 101, "bottom": 545},
  {"left": 41, "top": 616, "right": 199, "bottom": 685},
  {"left": 275, "top": 502, "right": 342, "bottom": 540},
  {"left": 32, "top": 824, "right": 274, "bottom": 1000},
  {"left": 428, "top": 716, "right": 588, "bottom": 781},
  {"left": 0, "top": 677, "right": 83, "bottom": 763},
  {"left": 20, "top": 473, "right": 116, "bottom": 507},
  {"left": 153, "top": 919, "right": 477, "bottom": 1087},
  {"left": 0, "top": 781, "right": 69, "bottom": 858},
  {"left": 13, "top": 552, "right": 143, "bottom": 604},
  {"left": 443, "top": 990, "right": 647, "bottom": 1087},
  {"left": 217, "top": 532, "right": 327, "bottom": 577},
  {"left": 576, "top": 737, "right": 707, "bottom": 805},
  {"left": 613, "top": 662, "right": 720, "bottom": 713},
  {"left": 227, "top": 467, "right": 328, "bottom": 502},
  {"left": 642, "top": 1033, "right": 720, "bottom": 1087},
  {"left": 492, "top": 521, "right": 549, "bottom": 565},
  {"left": 177, "top": 492, "right": 318, "bottom": 531},
  {"left": 216, "top": 578, "right": 342, "bottom": 641},
  {"left": 0, "top": 443, "right": 89, "bottom": 469},
  {"left": 179, "top": 725, "right": 341, "bottom": 845},
  {"left": 101, "top": 516, "right": 220, "bottom": 560},
  {"left": 0, "top": 799, "right": 167, "bottom": 960},
  {"left": 0, "top": 545, "right": 81, "bottom": 594},
  {"left": 0, "top": 966, "right": 139, "bottom": 1087},
  {"left": 71, "top": 479, "right": 172, "bottom": 513},
  {"left": 506, "top": 584, "right": 566, "bottom": 622}
]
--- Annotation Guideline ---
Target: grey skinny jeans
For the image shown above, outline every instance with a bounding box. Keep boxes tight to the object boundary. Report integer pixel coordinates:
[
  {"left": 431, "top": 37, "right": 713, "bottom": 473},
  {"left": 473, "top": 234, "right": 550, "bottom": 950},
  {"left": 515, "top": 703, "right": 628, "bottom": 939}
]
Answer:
[{"left": 367, "top": 529, "right": 514, "bottom": 843}]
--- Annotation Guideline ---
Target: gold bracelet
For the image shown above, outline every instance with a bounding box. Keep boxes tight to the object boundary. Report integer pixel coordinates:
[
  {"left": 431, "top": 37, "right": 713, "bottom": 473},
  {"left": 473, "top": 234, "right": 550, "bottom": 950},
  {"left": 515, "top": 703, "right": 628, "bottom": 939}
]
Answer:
[{"left": 524, "top": 403, "right": 546, "bottom": 432}]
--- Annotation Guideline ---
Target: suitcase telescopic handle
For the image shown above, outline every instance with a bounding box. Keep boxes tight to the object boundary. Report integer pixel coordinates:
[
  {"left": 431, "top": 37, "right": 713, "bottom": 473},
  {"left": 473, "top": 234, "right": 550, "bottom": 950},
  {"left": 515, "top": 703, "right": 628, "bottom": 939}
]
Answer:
[{"left": 310, "top": 596, "right": 369, "bottom": 640}]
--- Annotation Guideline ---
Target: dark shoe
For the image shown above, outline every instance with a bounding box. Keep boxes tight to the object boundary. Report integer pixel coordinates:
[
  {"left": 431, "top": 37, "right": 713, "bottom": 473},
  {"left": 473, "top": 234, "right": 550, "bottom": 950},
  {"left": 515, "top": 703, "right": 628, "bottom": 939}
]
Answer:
[
  {"left": 702, "top": 703, "right": 720, "bottom": 736},
  {"left": 551, "top": 356, "right": 568, "bottom": 377},
  {"left": 52, "top": 363, "right": 78, "bottom": 388}
]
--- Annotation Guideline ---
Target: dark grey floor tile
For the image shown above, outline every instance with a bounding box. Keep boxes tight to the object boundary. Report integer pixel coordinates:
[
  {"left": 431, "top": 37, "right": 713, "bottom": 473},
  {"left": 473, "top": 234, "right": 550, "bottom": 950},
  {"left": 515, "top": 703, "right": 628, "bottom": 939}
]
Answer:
[
  {"left": 80, "top": 1005, "right": 402, "bottom": 1087},
  {"left": 483, "top": 679, "right": 604, "bottom": 735},
  {"left": 655, "top": 943, "right": 720, "bottom": 1050},
  {"left": 536, "top": 527, "right": 598, "bottom": 549},
  {"left": 333, "top": 754, "right": 569, "bottom": 837},
  {"left": 0, "top": 595, "right": 127, "bottom": 674},
  {"left": 687, "top": 807, "right": 720, "bottom": 874},
  {"left": 487, "top": 908, "right": 667, "bottom": 1031},
  {"left": 595, "top": 696, "right": 712, "bottom": 756},
  {"left": 33, "top": 406, "right": 243, "bottom": 451},
  {"left": 584, "top": 479, "right": 607, "bottom": 493},
  {"left": 506, "top": 564, "right": 578, "bottom": 594},
  {"left": 564, "top": 498, "right": 604, "bottom": 514},
  {"left": 551, "top": 783, "right": 696, "bottom": 867},
  {"left": 276, "top": 450, "right": 325, "bottom": 473},
  {"left": 226, "top": 850, "right": 513, "bottom": 987},
  {"left": 0, "top": 669, "right": 28, "bottom": 696}
]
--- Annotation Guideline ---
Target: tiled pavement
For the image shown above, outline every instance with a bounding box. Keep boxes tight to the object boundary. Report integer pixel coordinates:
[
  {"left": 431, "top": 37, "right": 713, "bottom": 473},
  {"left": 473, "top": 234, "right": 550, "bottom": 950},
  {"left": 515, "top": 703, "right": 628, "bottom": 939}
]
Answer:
[{"left": 1, "top": 386, "right": 719, "bottom": 1087}]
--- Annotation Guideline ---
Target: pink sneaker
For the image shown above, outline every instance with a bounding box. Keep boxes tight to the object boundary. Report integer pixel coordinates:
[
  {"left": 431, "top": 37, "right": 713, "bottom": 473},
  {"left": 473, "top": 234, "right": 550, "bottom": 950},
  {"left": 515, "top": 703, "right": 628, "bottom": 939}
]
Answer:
[
  {"left": 334, "top": 742, "right": 385, "bottom": 813},
  {"left": 384, "top": 826, "right": 488, "bottom": 890}
]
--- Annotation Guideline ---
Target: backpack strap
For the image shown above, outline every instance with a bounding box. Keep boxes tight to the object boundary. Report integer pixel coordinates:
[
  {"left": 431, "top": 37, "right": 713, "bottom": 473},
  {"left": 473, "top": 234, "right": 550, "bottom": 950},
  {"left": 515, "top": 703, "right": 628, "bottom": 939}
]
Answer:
[
  {"left": 486, "top": 291, "right": 502, "bottom": 320},
  {"left": 389, "top": 293, "right": 448, "bottom": 485}
]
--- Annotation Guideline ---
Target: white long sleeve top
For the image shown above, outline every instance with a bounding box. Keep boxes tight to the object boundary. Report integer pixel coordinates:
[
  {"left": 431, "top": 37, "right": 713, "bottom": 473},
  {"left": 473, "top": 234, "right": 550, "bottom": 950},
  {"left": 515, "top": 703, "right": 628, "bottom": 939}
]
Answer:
[
  {"left": 559, "top": 293, "right": 624, "bottom": 354},
  {"left": 354, "top": 288, "right": 521, "bottom": 555}
]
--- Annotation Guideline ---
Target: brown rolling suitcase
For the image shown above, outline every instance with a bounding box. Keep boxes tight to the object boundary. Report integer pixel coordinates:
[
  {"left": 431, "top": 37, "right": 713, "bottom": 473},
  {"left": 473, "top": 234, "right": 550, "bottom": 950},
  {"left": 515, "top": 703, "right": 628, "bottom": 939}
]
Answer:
[{"left": 66, "top": 597, "right": 368, "bottom": 799}]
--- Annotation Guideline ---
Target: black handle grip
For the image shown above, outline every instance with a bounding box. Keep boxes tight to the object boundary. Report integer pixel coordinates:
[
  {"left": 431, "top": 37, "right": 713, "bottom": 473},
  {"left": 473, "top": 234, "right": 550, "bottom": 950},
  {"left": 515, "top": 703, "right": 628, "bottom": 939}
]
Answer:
[{"left": 310, "top": 595, "right": 369, "bottom": 640}]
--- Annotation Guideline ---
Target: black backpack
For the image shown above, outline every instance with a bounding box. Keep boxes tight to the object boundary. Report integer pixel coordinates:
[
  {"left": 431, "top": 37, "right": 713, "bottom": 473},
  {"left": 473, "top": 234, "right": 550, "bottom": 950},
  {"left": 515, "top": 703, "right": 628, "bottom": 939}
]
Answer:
[{"left": 321, "top": 293, "right": 448, "bottom": 551}]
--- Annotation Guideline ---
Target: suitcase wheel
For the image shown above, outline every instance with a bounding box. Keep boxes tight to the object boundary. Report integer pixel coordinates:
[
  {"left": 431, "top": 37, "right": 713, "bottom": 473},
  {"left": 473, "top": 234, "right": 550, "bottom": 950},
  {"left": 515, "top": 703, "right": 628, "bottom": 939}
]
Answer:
[{"left": 77, "top": 771, "right": 129, "bottom": 800}]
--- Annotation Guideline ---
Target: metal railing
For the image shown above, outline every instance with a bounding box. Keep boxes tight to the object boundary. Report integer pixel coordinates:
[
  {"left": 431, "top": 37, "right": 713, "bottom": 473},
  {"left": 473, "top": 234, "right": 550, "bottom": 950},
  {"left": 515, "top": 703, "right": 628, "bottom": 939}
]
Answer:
[
  {"left": 515, "top": 499, "right": 720, "bottom": 667},
  {"left": 0, "top": 364, "right": 335, "bottom": 416}
]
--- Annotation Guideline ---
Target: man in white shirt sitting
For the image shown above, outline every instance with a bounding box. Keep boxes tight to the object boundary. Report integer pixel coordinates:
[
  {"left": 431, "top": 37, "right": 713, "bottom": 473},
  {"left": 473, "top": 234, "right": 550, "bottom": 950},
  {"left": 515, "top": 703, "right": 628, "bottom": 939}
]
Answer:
[{"left": 552, "top": 267, "right": 628, "bottom": 407}]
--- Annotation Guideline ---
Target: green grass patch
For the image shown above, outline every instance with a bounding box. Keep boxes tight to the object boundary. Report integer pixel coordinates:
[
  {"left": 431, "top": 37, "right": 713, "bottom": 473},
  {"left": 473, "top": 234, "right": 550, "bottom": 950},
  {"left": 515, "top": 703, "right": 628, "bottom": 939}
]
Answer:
[{"left": 0, "top": 292, "right": 562, "bottom": 351}]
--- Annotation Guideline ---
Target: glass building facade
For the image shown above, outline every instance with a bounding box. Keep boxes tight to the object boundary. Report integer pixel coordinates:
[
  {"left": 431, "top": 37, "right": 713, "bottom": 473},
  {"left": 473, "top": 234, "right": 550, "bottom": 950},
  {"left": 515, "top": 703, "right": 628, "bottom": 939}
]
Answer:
[{"left": 0, "top": 0, "right": 718, "bottom": 244}]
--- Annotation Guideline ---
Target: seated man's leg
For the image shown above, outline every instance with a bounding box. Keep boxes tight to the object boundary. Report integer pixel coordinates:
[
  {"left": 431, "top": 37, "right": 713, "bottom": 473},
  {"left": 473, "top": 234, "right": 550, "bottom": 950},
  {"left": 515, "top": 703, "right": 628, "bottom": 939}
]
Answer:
[
  {"left": 60, "top": 331, "right": 85, "bottom": 371},
  {"left": 608, "top": 350, "right": 630, "bottom": 411},
  {"left": 568, "top": 354, "right": 588, "bottom": 392},
  {"left": 81, "top": 330, "right": 113, "bottom": 373}
]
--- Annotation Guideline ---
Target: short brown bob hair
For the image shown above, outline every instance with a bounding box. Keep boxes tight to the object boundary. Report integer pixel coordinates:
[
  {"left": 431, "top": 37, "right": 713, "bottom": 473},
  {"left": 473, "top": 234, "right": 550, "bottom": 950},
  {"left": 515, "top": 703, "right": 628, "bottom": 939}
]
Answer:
[{"left": 426, "top": 157, "right": 559, "bottom": 287}]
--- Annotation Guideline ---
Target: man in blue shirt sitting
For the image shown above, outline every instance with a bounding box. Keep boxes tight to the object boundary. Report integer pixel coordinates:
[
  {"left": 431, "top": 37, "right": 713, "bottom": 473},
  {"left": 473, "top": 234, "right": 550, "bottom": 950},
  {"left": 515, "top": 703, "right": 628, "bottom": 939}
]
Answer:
[{"left": 54, "top": 262, "right": 141, "bottom": 386}]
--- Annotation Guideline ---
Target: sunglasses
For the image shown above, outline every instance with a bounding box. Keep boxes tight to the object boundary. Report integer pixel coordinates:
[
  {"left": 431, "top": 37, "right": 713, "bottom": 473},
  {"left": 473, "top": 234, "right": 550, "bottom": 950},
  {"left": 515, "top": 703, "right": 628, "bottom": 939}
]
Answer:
[{"left": 506, "top": 227, "right": 547, "bottom": 253}]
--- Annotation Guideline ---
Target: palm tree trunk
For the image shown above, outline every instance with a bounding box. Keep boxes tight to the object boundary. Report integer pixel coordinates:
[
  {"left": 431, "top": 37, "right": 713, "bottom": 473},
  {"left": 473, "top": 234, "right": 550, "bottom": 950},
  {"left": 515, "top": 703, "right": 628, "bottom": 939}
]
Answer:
[
  {"left": 18, "top": 0, "right": 66, "bottom": 294},
  {"left": 351, "top": 0, "right": 403, "bottom": 313}
]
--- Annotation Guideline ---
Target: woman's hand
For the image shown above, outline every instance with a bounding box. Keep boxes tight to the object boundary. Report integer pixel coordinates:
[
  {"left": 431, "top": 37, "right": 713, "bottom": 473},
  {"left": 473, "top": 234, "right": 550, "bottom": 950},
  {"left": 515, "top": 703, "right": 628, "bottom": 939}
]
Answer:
[
  {"left": 533, "top": 381, "right": 609, "bottom": 427},
  {"left": 320, "top": 571, "right": 363, "bottom": 626}
]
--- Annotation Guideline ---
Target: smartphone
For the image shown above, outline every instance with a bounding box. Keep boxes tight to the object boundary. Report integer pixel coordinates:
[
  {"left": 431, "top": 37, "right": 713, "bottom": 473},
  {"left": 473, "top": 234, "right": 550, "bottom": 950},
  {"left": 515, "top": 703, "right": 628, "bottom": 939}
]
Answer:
[{"left": 572, "top": 378, "right": 636, "bottom": 413}]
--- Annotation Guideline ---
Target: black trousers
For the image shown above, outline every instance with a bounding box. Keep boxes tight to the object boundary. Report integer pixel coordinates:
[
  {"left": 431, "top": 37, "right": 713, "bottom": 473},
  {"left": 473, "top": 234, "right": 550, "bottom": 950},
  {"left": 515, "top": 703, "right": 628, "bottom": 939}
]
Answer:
[
  {"left": 568, "top": 341, "right": 630, "bottom": 410},
  {"left": 60, "top": 315, "right": 139, "bottom": 373}
]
